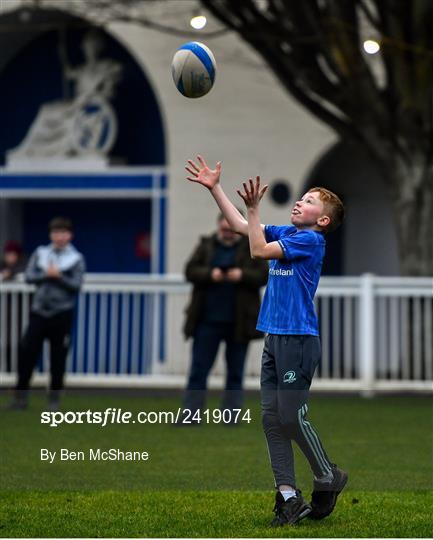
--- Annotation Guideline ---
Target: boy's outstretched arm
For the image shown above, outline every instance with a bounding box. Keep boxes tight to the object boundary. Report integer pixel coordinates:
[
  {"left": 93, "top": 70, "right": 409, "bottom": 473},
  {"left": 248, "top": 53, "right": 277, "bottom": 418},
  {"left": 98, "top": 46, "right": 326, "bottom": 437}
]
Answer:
[
  {"left": 186, "top": 155, "right": 264, "bottom": 236},
  {"left": 238, "top": 176, "right": 284, "bottom": 260}
]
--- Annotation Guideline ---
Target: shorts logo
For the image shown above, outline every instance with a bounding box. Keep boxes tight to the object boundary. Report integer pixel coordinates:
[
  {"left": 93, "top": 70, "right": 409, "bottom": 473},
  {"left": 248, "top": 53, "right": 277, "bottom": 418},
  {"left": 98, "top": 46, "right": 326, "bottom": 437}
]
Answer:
[{"left": 283, "top": 370, "right": 297, "bottom": 383}]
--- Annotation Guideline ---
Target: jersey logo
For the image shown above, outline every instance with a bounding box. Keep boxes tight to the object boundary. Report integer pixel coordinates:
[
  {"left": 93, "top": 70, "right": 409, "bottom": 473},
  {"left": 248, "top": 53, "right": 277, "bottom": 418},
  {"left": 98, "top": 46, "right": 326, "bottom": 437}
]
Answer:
[
  {"left": 269, "top": 268, "right": 294, "bottom": 276},
  {"left": 283, "top": 370, "right": 297, "bottom": 383}
]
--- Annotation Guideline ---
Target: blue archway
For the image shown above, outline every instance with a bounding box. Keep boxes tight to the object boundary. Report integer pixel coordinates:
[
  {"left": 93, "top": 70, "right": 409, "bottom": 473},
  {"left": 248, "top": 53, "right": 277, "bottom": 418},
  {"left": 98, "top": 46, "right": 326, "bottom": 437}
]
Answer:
[
  {"left": 0, "top": 10, "right": 167, "bottom": 274},
  {"left": 303, "top": 141, "right": 399, "bottom": 276}
]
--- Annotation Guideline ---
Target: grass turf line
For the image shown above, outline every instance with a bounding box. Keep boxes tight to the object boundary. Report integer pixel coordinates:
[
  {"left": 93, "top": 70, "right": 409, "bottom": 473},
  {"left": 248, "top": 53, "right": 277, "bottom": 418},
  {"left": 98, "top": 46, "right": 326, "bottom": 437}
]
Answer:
[{"left": 1, "top": 490, "right": 432, "bottom": 537}]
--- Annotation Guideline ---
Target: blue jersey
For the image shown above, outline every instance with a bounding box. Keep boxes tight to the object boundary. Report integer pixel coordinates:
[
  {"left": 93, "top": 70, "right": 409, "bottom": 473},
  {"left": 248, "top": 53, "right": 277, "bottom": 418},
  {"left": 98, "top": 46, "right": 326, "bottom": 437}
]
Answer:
[{"left": 256, "top": 225, "right": 325, "bottom": 335}]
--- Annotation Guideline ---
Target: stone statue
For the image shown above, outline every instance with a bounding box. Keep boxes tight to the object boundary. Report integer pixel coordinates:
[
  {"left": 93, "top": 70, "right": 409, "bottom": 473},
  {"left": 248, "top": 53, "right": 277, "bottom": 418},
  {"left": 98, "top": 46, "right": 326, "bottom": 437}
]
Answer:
[{"left": 7, "top": 30, "right": 122, "bottom": 167}]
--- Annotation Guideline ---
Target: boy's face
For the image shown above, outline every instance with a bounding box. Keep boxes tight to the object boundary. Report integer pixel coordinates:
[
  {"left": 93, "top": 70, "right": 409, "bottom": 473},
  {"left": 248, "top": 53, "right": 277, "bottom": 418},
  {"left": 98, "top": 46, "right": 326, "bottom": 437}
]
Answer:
[
  {"left": 4, "top": 251, "right": 19, "bottom": 266},
  {"left": 50, "top": 229, "right": 72, "bottom": 249},
  {"left": 290, "top": 191, "right": 329, "bottom": 230}
]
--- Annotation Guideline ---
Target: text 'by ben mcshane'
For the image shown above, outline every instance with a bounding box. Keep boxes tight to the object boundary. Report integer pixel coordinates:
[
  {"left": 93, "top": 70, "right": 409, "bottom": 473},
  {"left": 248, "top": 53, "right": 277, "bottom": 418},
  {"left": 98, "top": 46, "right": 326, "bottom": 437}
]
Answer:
[{"left": 40, "top": 448, "right": 150, "bottom": 462}]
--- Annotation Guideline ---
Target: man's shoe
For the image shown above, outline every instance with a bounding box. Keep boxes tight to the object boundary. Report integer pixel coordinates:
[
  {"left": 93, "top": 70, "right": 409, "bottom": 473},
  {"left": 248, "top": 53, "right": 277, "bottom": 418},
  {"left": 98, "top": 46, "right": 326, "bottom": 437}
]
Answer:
[
  {"left": 173, "top": 409, "right": 201, "bottom": 427},
  {"left": 47, "top": 390, "right": 61, "bottom": 411},
  {"left": 271, "top": 490, "right": 312, "bottom": 527},
  {"left": 309, "top": 464, "right": 348, "bottom": 520},
  {"left": 4, "top": 398, "right": 28, "bottom": 411},
  {"left": 4, "top": 390, "right": 28, "bottom": 411},
  {"left": 173, "top": 418, "right": 201, "bottom": 427}
]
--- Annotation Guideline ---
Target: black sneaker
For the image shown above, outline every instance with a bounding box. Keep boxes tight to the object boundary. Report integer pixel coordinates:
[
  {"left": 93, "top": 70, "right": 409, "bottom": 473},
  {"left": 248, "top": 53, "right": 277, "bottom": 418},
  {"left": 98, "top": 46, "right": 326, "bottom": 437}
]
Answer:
[
  {"left": 3, "top": 390, "right": 28, "bottom": 411},
  {"left": 47, "top": 390, "right": 61, "bottom": 411},
  {"left": 4, "top": 399, "right": 28, "bottom": 411},
  {"left": 173, "top": 410, "right": 201, "bottom": 427},
  {"left": 309, "top": 464, "right": 348, "bottom": 520},
  {"left": 271, "top": 490, "right": 312, "bottom": 527}
]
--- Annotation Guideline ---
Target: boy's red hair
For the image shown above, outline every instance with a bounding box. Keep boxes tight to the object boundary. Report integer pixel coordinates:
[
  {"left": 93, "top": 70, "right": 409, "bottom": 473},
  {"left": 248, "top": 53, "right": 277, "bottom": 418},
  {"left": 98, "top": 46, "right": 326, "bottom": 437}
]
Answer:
[{"left": 307, "top": 187, "right": 345, "bottom": 233}]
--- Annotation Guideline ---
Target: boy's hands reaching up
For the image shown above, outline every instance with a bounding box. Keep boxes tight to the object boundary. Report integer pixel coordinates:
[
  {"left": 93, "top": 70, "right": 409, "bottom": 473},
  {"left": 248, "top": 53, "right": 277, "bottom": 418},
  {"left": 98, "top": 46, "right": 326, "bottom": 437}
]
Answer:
[
  {"left": 186, "top": 155, "right": 221, "bottom": 191},
  {"left": 237, "top": 176, "right": 268, "bottom": 209},
  {"left": 185, "top": 156, "right": 263, "bottom": 237}
]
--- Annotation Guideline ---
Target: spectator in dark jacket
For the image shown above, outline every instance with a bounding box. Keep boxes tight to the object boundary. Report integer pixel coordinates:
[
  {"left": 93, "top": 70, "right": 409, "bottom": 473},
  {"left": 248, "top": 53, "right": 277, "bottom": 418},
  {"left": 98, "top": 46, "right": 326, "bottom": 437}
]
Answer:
[
  {"left": 181, "top": 213, "right": 268, "bottom": 421},
  {"left": 7, "top": 217, "right": 85, "bottom": 411}
]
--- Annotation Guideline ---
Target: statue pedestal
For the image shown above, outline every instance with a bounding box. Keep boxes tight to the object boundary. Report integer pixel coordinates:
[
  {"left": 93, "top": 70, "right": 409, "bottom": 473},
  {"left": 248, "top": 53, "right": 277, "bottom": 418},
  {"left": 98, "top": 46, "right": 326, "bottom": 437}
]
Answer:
[{"left": 6, "top": 155, "right": 109, "bottom": 171}]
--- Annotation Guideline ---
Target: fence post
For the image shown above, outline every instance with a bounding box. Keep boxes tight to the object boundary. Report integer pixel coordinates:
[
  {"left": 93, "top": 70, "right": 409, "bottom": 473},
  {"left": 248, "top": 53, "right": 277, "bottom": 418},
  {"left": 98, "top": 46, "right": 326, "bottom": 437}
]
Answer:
[
  {"left": 151, "top": 292, "right": 161, "bottom": 373},
  {"left": 359, "top": 273, "right": 375, "bottom": 397}
]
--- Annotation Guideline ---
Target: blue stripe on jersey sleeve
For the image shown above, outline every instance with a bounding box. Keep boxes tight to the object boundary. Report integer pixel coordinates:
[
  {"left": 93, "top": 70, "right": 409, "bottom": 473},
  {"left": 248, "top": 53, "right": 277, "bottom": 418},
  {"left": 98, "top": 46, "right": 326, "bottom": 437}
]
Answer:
[{"left": 277, "top": 239, "right": 289, "bottom": 259}]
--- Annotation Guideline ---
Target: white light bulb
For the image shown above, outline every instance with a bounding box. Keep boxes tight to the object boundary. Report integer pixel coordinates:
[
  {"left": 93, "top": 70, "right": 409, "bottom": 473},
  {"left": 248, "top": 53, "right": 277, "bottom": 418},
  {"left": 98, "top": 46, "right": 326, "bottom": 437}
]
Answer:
[
  {"left": 190, "top": 15, "right": 207, "bottom": 30},
  {"left": 363, "top": 39, "right": 380, "bottom": 54}
]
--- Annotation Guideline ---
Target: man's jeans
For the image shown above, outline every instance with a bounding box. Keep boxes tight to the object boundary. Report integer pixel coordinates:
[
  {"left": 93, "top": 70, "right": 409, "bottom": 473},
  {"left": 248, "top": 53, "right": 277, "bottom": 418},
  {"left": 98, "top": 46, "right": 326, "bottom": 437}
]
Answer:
[{"left": 184, "top": 321, "right": 248, "bottom": 413}]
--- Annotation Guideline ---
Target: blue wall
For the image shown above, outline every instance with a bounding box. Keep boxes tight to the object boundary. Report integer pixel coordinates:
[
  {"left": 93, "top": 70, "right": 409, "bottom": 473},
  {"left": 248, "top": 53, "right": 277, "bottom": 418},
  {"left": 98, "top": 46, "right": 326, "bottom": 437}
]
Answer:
[{"left": 23, "top": 199, "right": 152, "bottom": 273}]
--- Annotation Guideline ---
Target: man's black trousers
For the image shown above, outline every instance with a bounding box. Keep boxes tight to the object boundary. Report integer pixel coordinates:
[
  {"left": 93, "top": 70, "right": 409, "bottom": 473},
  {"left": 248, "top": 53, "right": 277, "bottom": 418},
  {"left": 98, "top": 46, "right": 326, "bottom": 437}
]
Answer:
[
  {"left": 16, "top": 310, "right": 74, "bottom": 391},
  {"left": 184, "top": 321, "right": 248, "bottom": 412}
]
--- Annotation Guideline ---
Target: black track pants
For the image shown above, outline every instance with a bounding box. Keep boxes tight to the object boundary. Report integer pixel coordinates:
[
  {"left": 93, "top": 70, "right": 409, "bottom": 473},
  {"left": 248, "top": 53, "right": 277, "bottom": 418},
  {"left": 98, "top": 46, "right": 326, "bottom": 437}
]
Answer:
[{"left": 260, "top": 334, "right": 332, "bottom": 488}]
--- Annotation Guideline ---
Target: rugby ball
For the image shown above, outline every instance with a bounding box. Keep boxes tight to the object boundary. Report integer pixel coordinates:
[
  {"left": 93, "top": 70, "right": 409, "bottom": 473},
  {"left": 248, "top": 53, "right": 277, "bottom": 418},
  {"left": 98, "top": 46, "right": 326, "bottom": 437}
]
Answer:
[{"left": 171, "top": 41, "right": 216, "bottom": 98}]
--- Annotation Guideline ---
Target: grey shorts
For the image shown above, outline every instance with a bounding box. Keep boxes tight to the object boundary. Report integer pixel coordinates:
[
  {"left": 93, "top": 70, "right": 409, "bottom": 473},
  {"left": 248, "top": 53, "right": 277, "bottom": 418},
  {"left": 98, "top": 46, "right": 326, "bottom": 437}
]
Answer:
[
  {"left": 260, "top": 334, "right": 321, "bottom": 423},
  {"left": 261, "top": 334, "right": 321, "bottom": 390}
]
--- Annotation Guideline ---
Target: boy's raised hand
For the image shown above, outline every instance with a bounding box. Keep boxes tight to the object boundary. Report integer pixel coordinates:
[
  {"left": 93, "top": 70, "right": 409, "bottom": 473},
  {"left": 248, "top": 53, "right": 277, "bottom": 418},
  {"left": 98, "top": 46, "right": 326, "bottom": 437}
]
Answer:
[
  {"left": 186, "top": 155, "right": 221, "bottom": 190},
  {"left": 237, "top": 176, "right": 268, "bottom": 209}
]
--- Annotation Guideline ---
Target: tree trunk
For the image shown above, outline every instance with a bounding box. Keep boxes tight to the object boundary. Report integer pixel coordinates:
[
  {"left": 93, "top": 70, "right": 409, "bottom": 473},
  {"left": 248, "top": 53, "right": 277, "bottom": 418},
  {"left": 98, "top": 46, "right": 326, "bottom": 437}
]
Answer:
[{"left": 384, "top": 159, "right": 433, "bottom": 276}]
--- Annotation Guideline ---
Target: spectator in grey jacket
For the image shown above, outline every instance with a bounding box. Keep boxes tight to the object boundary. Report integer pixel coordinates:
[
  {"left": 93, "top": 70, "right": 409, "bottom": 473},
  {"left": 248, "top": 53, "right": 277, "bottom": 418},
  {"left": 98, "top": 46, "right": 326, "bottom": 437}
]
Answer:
[{"left": 8, "top": 217, "right": 85, "bottom": 410}]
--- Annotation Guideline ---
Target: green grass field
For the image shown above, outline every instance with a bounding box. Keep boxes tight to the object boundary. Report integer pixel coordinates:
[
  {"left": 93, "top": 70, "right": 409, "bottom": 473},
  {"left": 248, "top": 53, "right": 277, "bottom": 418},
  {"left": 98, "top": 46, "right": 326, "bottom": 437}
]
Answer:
[{"left": 1, "top": 392, "right": 432, "bottom": 537}]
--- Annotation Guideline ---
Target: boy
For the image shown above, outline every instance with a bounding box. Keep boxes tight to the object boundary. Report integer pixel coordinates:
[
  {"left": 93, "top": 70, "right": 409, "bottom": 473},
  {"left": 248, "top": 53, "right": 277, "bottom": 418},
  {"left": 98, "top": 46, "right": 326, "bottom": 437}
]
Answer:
[
  {"left": 7, "top": 217, "right": 85, "bottom": 411},
  {"left": 186, "top": 155, "right": 347, "bottom": 526}
]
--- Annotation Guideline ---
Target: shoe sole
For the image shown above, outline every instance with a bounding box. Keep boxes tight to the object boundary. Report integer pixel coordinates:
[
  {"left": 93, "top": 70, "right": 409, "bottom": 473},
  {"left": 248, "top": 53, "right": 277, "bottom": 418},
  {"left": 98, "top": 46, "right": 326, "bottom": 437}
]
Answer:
[
  {"left": 271, "top": 504, "right": 312, "bottom": 527},
  {"left": 294, "top": 505, "right": 312, "bottom": 523},
  {"left": 309, "top": 471, "right": 348, "bottom": 520},
  {"left": 334, "top": 471, "right": 348, "bottom": 494}
]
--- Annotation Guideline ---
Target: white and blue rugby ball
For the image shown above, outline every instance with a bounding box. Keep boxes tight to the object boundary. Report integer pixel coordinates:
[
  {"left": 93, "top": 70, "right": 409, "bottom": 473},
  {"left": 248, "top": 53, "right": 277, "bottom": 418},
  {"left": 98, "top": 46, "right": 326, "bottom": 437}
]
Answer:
[{"left": 171, "top": 42, "right": 216, "bottom": 98}]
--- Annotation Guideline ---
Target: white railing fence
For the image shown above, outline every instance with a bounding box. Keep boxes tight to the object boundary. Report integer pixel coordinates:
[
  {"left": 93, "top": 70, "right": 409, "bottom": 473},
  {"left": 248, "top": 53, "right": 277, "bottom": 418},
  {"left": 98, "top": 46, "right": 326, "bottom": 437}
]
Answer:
[{"left": 0, "top": 274, "right": 432, "bottom": 395}]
